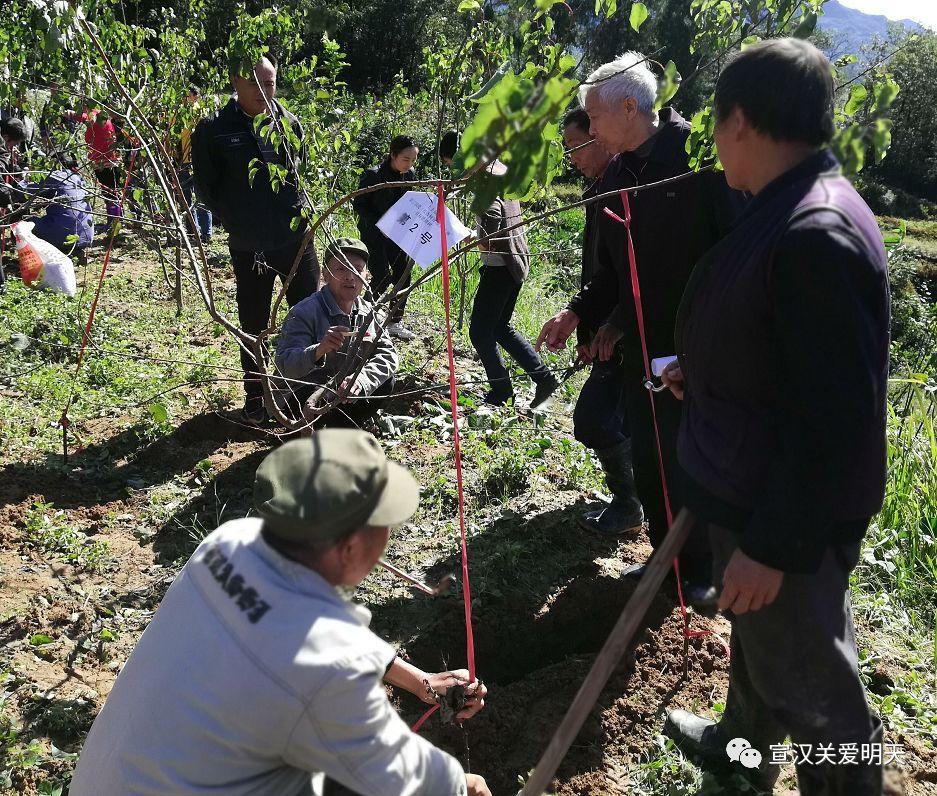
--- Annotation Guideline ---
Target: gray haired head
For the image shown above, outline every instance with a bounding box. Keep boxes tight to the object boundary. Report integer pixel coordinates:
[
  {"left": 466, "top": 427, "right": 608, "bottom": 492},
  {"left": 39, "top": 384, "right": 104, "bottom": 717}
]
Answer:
[{"left": 579, "top": 52, "right": 658, "bottom": 115}]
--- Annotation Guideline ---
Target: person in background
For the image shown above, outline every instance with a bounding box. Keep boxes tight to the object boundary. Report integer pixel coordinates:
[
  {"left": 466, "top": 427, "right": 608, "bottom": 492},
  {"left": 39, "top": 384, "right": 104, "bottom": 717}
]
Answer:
[
  {"left": 538, "top": 52, "right": 741, "bottom": 606},
  {"left": 440, "top": 131, "right": 559, "bottom": 409},
  {"left": 84, "top": 109, "right": 123, "bottom": 232},
  {"left": 70, "top": 431, "right": 491, "bottom": 796},
  {"left": 2, "top": 96, "right": 37, "bottom": 146},
  {"left": 276, "top": 238, "right": 398, "bottom": 428},
  {"left": 1, "top": 118, "right": 28, "bottom": 292},
  {"left": 661, "top": 39, "right": 889, "bottom": 796},
  {"left": 176, "top": 84, "right": 212, "bottom": 244},
  {"left": 27, "top": 151, "right": 94, "bottom": 253},
  {"left": 551, "top": 107, "right": 643, "bottom": 535},
  {"left": 192, "top": 55, "right": 318, "bottom": 425},
  {"left": 353, "top": 135, "right": 419, "bottom": 342},
  {"left": 1, "top": 118, "right": 27, "bottom": 208}
]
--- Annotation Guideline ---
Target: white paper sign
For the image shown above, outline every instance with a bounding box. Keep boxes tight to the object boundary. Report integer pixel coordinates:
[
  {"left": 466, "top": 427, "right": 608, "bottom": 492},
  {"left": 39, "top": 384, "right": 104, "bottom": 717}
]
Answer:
[
  {"left": 651, "top": 355, "right": 678, "bottom": 377},
  {"left": 376, "top": 191, "right": 472, "bottom": 268}
]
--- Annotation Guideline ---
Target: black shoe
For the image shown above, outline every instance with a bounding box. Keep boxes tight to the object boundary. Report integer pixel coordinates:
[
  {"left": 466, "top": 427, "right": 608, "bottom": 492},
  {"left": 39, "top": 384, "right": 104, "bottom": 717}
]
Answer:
[
  {"left": 682, "top": 581, "right": 719, "bottom": 612},
  {"left": 578, "top": 500, "right": 645, "bottom": 536},
  {"left": 482, "top": 389, "right": 513, "bottom": 407},
  {"left": 664, "top": 710, "right": 779, "bottom": 793},
  {"left": 238, "top": 399, "right": 268, "bottom": 426},
  {"left": 663, "top": 710, "right": 727, "bottom": 767},
  {"left": 622, "top": 562, "right": 647, "bottom": 581},
  {"left": 529, "top": 375, "right": 560, "bottom": 410}
]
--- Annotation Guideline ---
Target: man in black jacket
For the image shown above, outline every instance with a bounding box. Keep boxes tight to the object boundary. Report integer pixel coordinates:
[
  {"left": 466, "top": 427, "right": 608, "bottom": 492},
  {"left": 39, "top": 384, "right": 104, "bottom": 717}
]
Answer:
[
  {"left": 539, "top": 53, "right": 740, "bottom": 603},
  {"left": 192, "top": 56, "right": 318, "bottom": 423},
  {"left": 662, "top": 39, "right": 888, "bottom": 795},
  {"left": 545, "top": 108, "right": 643, "bottom": 534}
]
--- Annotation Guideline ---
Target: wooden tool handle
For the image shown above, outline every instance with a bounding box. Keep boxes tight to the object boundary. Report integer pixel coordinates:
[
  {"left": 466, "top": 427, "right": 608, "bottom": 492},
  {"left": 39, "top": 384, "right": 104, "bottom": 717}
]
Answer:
[{"left": 519, "top": 508, "right": 694, "bottom": 796}]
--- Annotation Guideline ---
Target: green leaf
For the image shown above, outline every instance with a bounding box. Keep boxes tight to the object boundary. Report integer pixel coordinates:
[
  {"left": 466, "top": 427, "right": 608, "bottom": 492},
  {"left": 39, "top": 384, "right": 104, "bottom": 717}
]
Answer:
[
  {"left": 458, "top": 0, "right": 482, "bottom": 11},
  {"left": 654, "top": 60, "right": 681, "bottom": 111},
  {"left": 629, "top": 2, "right": 649, "bottom": 31},
  {"left": 882, "top": 219, "right": 906, "bottom": 248},
  {"left": 873, "top": 75, "right": 899, "bottom": 114},
  {"left": 871, "top": 118, "right": 893, "bottom": 164},
  {"left": 791, "top": 11, "right": 818, "bottom": 39},
  {"left": 30, "top": 634, "right": 54, "bottom": 646},
  {"left": 843, "top": 84, "right": 868, "bottom": 117},
  {"left": 148, "top": 402, "right": 169, "bottom": 424}
]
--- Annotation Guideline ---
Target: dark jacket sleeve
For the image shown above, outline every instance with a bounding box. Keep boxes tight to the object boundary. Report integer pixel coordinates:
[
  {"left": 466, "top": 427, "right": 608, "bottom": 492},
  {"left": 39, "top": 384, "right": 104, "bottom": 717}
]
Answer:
[
  {"left": 567, "top": 254, "right": 620, "bottom": 335},
  {"left": 352, "top": 168, "right": 383, "bottom": 227},
  {"left": 739, "top": 217, "right": 890, "bottom": 573},
  {"left": 191, "top": 119, "right": 222, "bottom": 220}
]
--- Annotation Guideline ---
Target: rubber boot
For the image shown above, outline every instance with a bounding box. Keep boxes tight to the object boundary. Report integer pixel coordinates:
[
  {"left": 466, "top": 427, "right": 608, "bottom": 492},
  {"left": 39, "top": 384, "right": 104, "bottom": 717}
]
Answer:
[
  {"left": 578, "top": 439, "right": 644, "bottom": 535},
  {"left": 664, "top": 710, "right": 780, "bottom": 794}
]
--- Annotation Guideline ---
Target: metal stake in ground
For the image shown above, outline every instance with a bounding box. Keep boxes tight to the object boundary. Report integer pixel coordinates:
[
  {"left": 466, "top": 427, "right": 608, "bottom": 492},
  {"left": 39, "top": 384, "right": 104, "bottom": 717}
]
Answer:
[{"left": 518, "top": 508, "right": 694, "bottom": 796}]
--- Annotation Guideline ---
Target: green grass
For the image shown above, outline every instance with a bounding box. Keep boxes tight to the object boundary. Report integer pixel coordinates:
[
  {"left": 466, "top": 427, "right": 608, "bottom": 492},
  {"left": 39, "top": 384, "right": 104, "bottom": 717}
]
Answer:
[
  {"left": 0, "top": 236, "right": 239, "bottom": 463},
  {"left": 22, "top": 502, "right": 112, "bottom": 573}
]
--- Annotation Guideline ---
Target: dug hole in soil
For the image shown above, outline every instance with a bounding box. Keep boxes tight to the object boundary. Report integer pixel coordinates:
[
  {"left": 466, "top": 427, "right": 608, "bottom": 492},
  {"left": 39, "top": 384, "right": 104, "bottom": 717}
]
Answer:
[{"left": 391, "top": 562, "right": 730, "bottom": 795}]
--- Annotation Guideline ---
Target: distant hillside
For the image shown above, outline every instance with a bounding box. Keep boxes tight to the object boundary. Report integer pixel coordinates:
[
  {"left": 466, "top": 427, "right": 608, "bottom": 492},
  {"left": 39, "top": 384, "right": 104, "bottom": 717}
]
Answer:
[{"left": 819, "top": 0, "right": 925, "bottom": 57}]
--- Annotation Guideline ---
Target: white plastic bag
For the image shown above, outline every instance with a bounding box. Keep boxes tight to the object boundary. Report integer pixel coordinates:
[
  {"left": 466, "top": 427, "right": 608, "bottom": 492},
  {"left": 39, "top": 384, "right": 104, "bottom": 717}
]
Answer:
[{"left": 12, "top": 221, "right": 77, "bottom": 297}]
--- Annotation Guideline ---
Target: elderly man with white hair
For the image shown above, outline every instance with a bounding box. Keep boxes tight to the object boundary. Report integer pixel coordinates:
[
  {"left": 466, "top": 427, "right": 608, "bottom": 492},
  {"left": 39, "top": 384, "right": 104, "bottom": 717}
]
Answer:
[{"left": 538, "top": 52, "right": 742, "bottom": 606}]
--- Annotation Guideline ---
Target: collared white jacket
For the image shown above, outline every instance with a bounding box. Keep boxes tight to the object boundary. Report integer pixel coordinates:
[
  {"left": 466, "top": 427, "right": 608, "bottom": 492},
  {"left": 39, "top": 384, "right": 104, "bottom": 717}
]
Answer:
[{"left": 70, "top": 518, "right": 466, "bottom": 796}]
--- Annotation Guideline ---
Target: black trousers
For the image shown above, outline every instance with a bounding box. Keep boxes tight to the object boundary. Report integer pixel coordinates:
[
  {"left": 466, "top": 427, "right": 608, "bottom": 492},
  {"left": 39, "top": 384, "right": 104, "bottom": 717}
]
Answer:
[
  {"left": 231, "top": 239, "right": 319, "bottom": 403},
  {"left": 368, "top": 242, "right": 412, "bottom": 323},
  {"left": 710, "top": 524, "right": 883, "bottom": 795},
  {"left": 623, "top": 375, "right": 711, "bottom": 584},
  {"left": 573, "top": 358, "right": 629, "bottom": 451},
  {"left": 469, "top": 265, "right": 550, "bottom": 396},
  {"left": 94, "top": 165, "right": 122, "bottom": 219}
]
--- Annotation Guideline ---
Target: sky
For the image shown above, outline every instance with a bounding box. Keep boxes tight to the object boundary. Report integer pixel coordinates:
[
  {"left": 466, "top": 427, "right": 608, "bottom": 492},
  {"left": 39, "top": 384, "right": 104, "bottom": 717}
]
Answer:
[{"left": 837, "top": 0, "right": 937, "bottom": 29}]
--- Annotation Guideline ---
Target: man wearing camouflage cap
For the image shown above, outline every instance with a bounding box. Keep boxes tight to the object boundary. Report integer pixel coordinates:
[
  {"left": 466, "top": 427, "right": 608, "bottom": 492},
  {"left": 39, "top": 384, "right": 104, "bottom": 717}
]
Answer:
[
  {"left": 276, "top": 237, "right": 399, "bottom": 427},
  {"left": 71, "top": 430, "right": 490, "bottom": 796}
]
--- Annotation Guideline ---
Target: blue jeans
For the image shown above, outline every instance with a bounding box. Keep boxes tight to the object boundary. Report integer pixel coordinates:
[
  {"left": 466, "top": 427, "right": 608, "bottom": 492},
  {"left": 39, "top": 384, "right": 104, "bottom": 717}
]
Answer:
[
  {"left": 573, "top": 358, "right": 629, "bottom": 451},
  {"left": 469, "top": 265, "right": 550, "bottom": 395},
  {"left": 179, "top": 166, "right": 212, "bottom": 241}
]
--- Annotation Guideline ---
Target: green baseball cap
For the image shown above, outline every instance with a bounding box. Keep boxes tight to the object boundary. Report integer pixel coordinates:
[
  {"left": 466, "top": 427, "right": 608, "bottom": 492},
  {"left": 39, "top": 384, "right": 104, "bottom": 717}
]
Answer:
[
  {"left": 323, "top": 237, "right": 369, "bottom": 266},
  {"left": 253, "top": 430, "right": 419, "bottom": 543}
]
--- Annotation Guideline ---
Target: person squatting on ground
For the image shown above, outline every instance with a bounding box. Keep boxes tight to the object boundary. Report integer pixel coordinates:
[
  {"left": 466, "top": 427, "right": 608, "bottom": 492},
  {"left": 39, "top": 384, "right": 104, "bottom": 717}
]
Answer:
[
  {"left": 660, "top": 39, "right": 890, "bottom": 795},
  {"left": 276, "top": 237, "right": 398, "bottom": 428},
  {"left": 557, "top": 107, "right": 643, "bottom": 536},
  {"left": 175, "top": 84, "right": 212, "bottom": 244},
  {"left": 192, "top": 55, "right": 319, "bottom": 425},
  {"left": 24, "top": 152, "right": 94, "bottom": 253},
  {"left": 69, "top": 430, "right": 491, "bottom": 796},
  {"left": 538, "top": 52, "right": 741, "bottom": 605},
  {"left": 83, "top": 109, "right": 123, "bottom": 231},
  {"left": 439, "top": 131, "right": 559, "bottom": 409},
  {"left": 353, "top": 135, "right": 419, "bottom": 341}
]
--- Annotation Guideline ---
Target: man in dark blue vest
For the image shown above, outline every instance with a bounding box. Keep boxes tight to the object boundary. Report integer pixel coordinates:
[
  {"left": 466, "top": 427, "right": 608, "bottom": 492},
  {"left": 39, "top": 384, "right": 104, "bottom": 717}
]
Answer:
[{"left": 662, "top": 38, "right": 889, "bottom": 795}]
